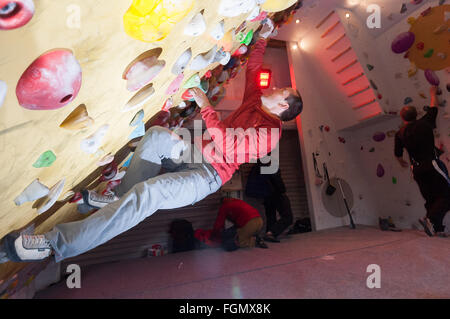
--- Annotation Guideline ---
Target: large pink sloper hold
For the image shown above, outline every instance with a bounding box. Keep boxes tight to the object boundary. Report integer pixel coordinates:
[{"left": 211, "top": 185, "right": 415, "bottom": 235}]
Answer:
[{"left": 16, "top": 49, "right": 82, "bottom": 110}]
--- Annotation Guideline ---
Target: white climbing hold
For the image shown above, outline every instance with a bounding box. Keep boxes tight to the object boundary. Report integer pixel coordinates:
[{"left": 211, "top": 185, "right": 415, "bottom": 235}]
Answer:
[
  {"left": 97, "top": 153, "right": 115, "bottom": 166},
  {"left": 0, "top": 80, "right": 6, "bottom": 109},
  {"left": 218, "top": 0, "right": 257, "bottom": 17},
  {"left": 190, "top": 45, "right": 218, "bottom": 71},
  {"left": 36, "top": 179, "right": 65, "bottom": 214},
  {"left": 172, "top": 48, "right": 192, "bottom": 75},
  {"left": 184, "top": 12, "right": 206, "bottom": 37},
  {"left": 61, "top": 190, "right": 75, "bottom": 201},
  {"left": 210, "top": 20, "right": 225, "bottom": 41},
  {"left": 246, "top": 5, "right": 261, "bottom": 21},
  {"left": 130, "top": 109, "right": 144, "bottom": 127},
  {"left": 214, "top": 49, "right": 231, "bottom": 65},
  {"left": 14, "top": 179, "right": 49, "bottom": 206},
  {"left": 111, "top": 170, "right": 126, "bottom": 181},
  {"left": 81, "top": 124, "right": 110, "bottom": 154}
]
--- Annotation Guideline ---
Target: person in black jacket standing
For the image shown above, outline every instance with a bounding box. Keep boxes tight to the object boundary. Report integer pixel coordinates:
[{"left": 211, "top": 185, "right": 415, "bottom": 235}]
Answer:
[
  {"left": 394, "top": 86, "right": 450, "bottom": 237},
  {"left": 246, "top": 159, "right": 294, "bottom": 242}
]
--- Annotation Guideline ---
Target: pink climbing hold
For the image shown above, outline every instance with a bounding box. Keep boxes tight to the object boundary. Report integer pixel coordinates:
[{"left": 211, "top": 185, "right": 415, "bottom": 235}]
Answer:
[
  {"left": 424, "top": 69, "right": 440, "bottom": 86},
  {"left": 16, "top": 49, "right": 82, "bottom": 110},
  {"left": 0, "top": 0, "right": 35, "bottom": 30},
  {"left": 391, "top": 32, "right": 415, "bottom": 54},
  {"left": 166, "top": 73, "right": 184, "bottom": 95},
  {"left": 376, "top": 164, "right": 385, "bottom": 177}
]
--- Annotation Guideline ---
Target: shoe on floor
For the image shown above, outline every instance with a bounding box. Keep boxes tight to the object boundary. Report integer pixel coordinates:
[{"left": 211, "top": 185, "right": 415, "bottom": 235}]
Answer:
[
  {"left": 418, "top": 218, "right": 435, "bottom": 237},
  {"left": 4, "top": 234, "right": 52, "bottom": 262},
  {"left": 264, "top": 234, "right": 280, "bottom": 243},
  {"left": 255, "top": 237, "right": 268, "bottom": 249},
  {"left": 81, "top": 189, "right": 118, "bottom": 209}
]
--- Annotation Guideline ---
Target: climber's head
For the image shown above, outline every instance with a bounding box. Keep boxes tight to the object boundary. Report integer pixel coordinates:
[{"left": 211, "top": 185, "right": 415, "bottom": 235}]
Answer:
[
  {"left": 261, "top": 87, "right": 303, "bottom": 122},
  {"left": 400, "top": 106, "right": 417, "bottom": 123}
]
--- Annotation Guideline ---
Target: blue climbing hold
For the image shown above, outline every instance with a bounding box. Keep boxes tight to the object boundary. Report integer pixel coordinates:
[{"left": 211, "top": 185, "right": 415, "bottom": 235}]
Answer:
[{"left": 404, "top": 97, "right": 413, "bottom": 105}]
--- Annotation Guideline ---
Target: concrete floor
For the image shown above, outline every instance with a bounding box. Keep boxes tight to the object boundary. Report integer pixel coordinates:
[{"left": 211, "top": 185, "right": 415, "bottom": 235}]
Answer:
[{"left": 35, "top": 226, "right": 450, "bottom": 299}]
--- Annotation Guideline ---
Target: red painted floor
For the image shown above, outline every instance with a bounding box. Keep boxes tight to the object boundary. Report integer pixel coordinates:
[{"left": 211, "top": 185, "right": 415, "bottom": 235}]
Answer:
[{"left": 35, "top": 226, "right": 450, "bottom": 299}]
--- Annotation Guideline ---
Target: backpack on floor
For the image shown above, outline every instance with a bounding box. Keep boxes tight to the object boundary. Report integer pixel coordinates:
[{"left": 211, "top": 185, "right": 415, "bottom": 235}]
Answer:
[{"left": 168, "top": 219, "right": 197, "bottom": 253}]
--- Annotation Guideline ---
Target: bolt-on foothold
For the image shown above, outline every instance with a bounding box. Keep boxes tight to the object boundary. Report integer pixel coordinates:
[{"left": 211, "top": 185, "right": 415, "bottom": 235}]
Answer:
[{"left": 14, "top": 179, "right": 49, "bottom": 206}]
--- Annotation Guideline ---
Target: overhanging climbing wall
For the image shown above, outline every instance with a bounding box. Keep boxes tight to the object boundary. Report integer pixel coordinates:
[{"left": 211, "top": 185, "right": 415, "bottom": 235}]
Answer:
[{"left": 0, "top": 0, "right": 302, "bottom": 282}]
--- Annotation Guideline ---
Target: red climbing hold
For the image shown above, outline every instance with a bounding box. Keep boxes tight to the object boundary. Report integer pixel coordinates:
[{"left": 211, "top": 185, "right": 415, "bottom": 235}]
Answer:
[
  {"left": 0, "top": 0, "right": 35, "bottom": 30},
  {"left": 416, "top": 42, "right": 424, "bottom": 50},
  {"left": 16, "top": 49, "right": 82, "bottom": 110}
]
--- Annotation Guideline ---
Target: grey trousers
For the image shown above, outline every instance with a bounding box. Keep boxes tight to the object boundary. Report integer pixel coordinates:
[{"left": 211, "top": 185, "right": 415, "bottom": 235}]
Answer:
[{"left": 46, "top": 126, "right": 222, "bottom": 262}]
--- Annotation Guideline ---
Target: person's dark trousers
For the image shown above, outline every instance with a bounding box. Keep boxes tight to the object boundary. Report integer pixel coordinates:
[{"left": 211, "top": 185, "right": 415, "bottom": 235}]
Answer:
[
  {"left": 264, "top": 193, "right": 294, "bottom": 237},
  {"left": 413, "top": 162, "right": 450, "bottom": 232}
]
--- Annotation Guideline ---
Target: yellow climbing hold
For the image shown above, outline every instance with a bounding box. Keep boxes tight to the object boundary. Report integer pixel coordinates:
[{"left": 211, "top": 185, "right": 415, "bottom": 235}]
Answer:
[
  {"left": 407, "top": 17, "right": 416, "bottom": 26},
  {"left": 408, "top": 62, "right": 417, "bottom": 77},
  {"left": 124, "top": 0, "right": 195, "bottom": 43},
  {"left": 262, "top": 0, "right": 298, "bottom": 13}
]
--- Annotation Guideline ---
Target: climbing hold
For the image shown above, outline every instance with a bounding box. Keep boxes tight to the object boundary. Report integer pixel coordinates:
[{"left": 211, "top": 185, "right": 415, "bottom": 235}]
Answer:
[
  {"left": 424, "top": 69, "right": 440, "bottom": 86},
  {"left": 400, "top": 3, "right": 407, "bottom": 14},
  {"left": 59, "top": 104, "right": 94, "bottom": 130},
  {"left": 218, "top": 0, "right": 256, "bottom": 17},
  {"left": 172, "top": 48, "right": 192, "bottom": 76},
  {"left": 246, "top": 5, "right": 260, "bottom": 21},
  {"left": 377, "top": 93, "right": 382, "bottom": 100},
  {"left": 190, "top": 45, "right": 218, "bottom": 71},
  {"left": 416, "top": 42, "right": 424, "bottom": 50},
  {"left": 182, "top": 73, "right": 201, "bottom": 89},
  {"left": 387, "top": 130, "right": 396, "bottom": 138},
  {"left": 411, "top": 0, "right": 423, "bottom": 5},
  {"left": 418, "top": 92, "right": 426, "bottom": 99},
  {"left": 123, "top": 49, "right": 165, "bottom": 92},
  {"left": 447, "top": 83, "right": 450, "bottom": 92},
  {"left": 80, "top": 124, "right": 109, "bottom": 154},
  {"left": 184, "top": 12, "right": 206, "bottom": 37},
  {"left": 130, "top": 109, "right": 144, "bottom": 127},
  {"left": 251, "top": 10, "right": 267, "bottom": 22},
  {"left": 97, "top": 153, "right": 114, "bottom": 167},
  {"left": 210, "top": 20, "right": 225, "bottom": 41},
  {"left": 404, "top": 97, "right": 413, "bottom": 105},
  {"left": 166, "top": 73, "right": 184, "bottom": 95},
  {"left": 61, "top": 190, "right": 75, "bottom": 202},
  {"left": 0, "top": 80, "right": 6, "bottom": 108},
  {"left": 35, "top": 178, "right": 65, "bottom": 214},
  {"left": 408, "top": 63, "right": 417, "bottom": 77},
  {"left": 437, "top": 52, "right": 447, "bottom": 60},
  {"left": 420, "top": 7, "right": 431, "bottom": 17},
  {"left": 14, "top": 179, "right": 49, "bottom": 206},
  {"left": 407, "top": 17, "right": 416, "bottom": 25},
  {"left": 324, "top": 126, "right": 330, "bottom": 132},
  {"left": 0, "top": 0, "right": 35, "bottom": 30},
  {"left": 392, "top": 177, "right": 397, "bottom": 184},
  {"left": 240, "top": 29, "right": 254, "bottom": 46},
  {"left": 203, "top": 70, "right": 212, "bottom": 79},
  {"left": 111, "top": 170, "right": 126, "bottom": 181},
  {"left": 439, "top": 0, "right": 445, "bottom": 5},
  {"left": 369, "top": 147, "right": 375, "bottom": 152},
  {"left": 161, "top": 98, "right": 173, "bottom": 112},
  {"left": 373, "top": 132, "right": 386, "bottom": 142},
  {"left": 376, "top": 164, "right": 385, "bottom": 177},
  {"left": 219, "top": 28, "right": 234, "bottom": 52},
  {"left": 338, "top": 137, "right": 346, "bottom": 143},
  {"left": 403, "top": 51, "right": 410, "bottom": 59},
  {"left": 16, "top": 49, "right": 82, "bottom": 110},
  {"left": 319, "top": 125, "right": 324, "bottom": 132},
  {"left": 369, "top": 80, "right": 378, "bottom": 90},
  {"left": 123, "top": 154, "right": 134, "bottom": 168},
  {"left": 433, "top": 24, "right": 447, "bottom": 35},
  {"left": 366, "top": 64, "right": 374, "bottom": 71},
  {"left": 129, "top": 122, "right": 145, "bottom": 140},
  {"left": 123, "top": 0, "right": 195, "bottom": 42},
  {"left": 33, "top": 150, "right": 56, "bottom": 168},
  {"left": 100, "top": 161, "right": 118, "bottom": 182},
  {"left": 123, "top": 83, "right": 155, "bottom": 112},
  {"left": 262, "top": 0, "right": 298, "bottom": 12},
  {"left": 423, "top": 49, "right": 434, "bottom": 58},
  {"left": 214, "top": 49, "right": 231, "bottom": 66},
  {"left": 234, "top": 45, "right": 248, "bottom": 56}
]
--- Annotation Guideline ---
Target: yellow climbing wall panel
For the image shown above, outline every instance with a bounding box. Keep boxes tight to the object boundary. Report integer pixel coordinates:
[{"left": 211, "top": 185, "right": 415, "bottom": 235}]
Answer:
[{"left": 0, "top": 0, "right": 265, "bottom": 262}]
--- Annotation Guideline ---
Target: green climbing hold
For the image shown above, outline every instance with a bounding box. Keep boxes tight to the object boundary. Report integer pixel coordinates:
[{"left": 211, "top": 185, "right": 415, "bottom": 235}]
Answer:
[
  {"left": 367, "top": 64, "right": 374, "bottom": 71},
  {"left": 424, "top": 49, "right": 434, "bottom": 58},
  {"left": 241, "top": 29, "right": 254, "bottom": 46},
  {"left": 182, "top": 73, "right": 201, "bottom": 89},
  {"left": 392, "top": 177, "right": 397, "bottom": 184},
  {"left": 33, "top": 150, "right": 56, "bottom": 168}
]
